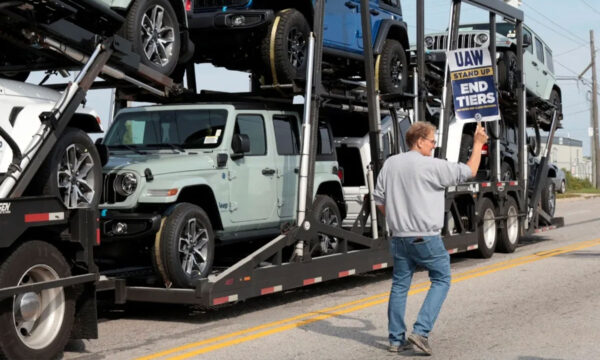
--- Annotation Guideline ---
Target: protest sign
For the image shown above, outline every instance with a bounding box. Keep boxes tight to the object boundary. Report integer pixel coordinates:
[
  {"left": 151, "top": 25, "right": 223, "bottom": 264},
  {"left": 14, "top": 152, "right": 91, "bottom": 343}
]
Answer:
[{"left": 447, "top": 47, "right": 501, "bottom": 123}]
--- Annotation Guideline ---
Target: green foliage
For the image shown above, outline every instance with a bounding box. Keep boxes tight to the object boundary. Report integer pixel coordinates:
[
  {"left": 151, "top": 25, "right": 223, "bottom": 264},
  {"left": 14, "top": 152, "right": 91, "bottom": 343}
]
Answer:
[{"left": 563, "top": 169, "right": 598, "bottom": 192}]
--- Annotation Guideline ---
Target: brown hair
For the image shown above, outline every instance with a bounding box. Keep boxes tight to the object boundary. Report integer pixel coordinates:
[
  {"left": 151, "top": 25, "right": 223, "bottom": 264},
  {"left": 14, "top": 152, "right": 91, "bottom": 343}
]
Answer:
[{"left": 405, "top": 122, "right": 436, "bottom": 149}]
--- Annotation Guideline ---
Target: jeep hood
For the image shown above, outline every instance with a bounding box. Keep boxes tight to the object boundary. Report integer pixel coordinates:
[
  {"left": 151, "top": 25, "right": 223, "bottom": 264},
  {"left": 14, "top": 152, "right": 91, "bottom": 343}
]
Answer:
[{"left": 104, "top": 153, "right": 215, "bottom": 176}]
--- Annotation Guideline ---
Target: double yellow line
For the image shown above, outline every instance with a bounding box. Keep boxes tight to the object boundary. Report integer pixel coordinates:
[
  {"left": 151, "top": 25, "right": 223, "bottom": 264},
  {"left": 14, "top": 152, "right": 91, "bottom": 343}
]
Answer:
[{"left": 137, "top": 237, "right": 600, "bottom": 360}]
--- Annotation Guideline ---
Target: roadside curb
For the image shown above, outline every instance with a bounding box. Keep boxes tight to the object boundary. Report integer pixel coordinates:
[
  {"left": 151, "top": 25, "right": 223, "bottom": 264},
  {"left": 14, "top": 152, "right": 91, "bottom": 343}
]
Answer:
[{"left": 557, "top": 194, "right": 600, "bottom": 202}]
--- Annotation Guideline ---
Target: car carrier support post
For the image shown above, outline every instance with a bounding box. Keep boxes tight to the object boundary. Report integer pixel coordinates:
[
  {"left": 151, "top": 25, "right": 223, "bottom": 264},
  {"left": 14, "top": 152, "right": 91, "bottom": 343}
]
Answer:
[
  {"left": 516, "top": 19, "right": 527, "bottom": 218},
  {"left": 416, "top": 0, "right": 426, "bottom": 123},
  {"left": 489, "top": 12, "right": 501, "bottom": 182},
  {"left": 439, "top": 0, "right": 461, "bottom": 159},
  {"left": 527, "top": 111, "right": 560, "bottom": 232},
  {"left": 360, "top": 0, "right": 383, "bottom": 179}
]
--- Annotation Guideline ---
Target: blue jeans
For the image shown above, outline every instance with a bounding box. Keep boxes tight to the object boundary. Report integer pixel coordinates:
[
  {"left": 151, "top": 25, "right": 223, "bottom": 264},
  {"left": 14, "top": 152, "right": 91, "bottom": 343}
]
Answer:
[{"left": 388, "top": 235, "right": 451, "bottom": 345}]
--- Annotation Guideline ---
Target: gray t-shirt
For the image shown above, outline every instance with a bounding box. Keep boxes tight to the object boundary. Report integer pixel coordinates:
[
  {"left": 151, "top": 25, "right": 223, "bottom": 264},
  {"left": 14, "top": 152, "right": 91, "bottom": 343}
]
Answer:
[{"left": 373, "top": 150, "right": 472, "bottom": 237}]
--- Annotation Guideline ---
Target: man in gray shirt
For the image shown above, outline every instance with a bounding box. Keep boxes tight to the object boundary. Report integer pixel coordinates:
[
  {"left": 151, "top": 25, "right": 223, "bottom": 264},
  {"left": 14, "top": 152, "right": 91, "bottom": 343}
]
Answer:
[{"left": 374, "top": 121, "right": 488, "bottom": 355}]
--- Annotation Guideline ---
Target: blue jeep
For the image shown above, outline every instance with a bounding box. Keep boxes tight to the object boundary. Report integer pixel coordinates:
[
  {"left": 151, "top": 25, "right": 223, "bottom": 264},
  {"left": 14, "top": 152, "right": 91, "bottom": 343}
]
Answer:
[{"left": 186, "top": 0, "right": 409, "bottom": 94}]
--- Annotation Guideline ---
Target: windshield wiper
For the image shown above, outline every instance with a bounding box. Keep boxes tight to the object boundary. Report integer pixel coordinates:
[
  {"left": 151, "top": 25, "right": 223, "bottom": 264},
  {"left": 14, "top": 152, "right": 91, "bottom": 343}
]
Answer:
[
  {"left": 108, "top": 144, "right": 147, "bottom": 155},
  {"left": 145, "top": 143, "right": 186, "bottom": 153}
]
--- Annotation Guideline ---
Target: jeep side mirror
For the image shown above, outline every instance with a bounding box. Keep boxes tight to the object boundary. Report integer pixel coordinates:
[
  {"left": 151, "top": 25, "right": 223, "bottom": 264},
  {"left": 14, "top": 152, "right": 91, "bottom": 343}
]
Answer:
[
  {"left": 523, "top": 34, "right": 532, "bottom": 49},
  {"left": 231, "top": 133, "right": 250, "bottom": 158}
]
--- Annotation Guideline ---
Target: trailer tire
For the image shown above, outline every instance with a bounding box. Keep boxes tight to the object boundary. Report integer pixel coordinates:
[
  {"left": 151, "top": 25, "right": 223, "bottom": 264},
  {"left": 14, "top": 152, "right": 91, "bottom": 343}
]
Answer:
[
  {"left": 311, "top": 195, "right": 342, "bottom": 256},
  {"left": 0, "top": 241, "right": 75, "bottom": 360},
  {"left": 540, "top": 179, "right": 556, "bottom": 218},
  {"left": 261, "top": 9, "right": 310, "bottom": 85},
  {"left": 497, "top": 196, "right": 520, "bottom": 253},
  {"left": 477, "top": 198, "right": 497, "bottom": 258},
  {"left": 377, "top": 39, "right": 408, "bottom": 94},
  {"left": 124, "top": 0, "right": 181, "bottom": 75},
  {"left": 32, "top": 127, "right": 102, "bottom": 209},
  {"left": 158, "top": 203, "right": 215, "bottom": 288}
]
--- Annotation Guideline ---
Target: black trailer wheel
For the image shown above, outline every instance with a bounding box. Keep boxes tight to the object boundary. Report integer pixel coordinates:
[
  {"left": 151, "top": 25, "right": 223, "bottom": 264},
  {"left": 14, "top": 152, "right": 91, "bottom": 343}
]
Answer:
[
  {"left": 501, "top": 162, "right": 514, "bottom": 181},
  {"left": 124, "top": 0, "right": 181, "bottom": 75},
  {"left": 497, "top": 196, "right": 520, "bottom": 253},
  {"left": 31, "top": 127, "right": 102, "bottom": 209},
  {"left": 261, "top": 9, "right": 310, "bottom": 84},
  {"left": 0, "top": 241, "right": 75, "bottom": 360},
  {"left": 158, "top": 203, "right": 215, "bottom": 288},
  {"left": 377, "top": 39, "right": 408, "bottom": 94},
  {"left": 497, "top": 50, "right": 518, "bottom": 95},
  {"left": 311, "top": 195, "right": 342, "bottom": 256},
  {"left": 541, "top": 180, "right": 556, "bottom": 218},
  {"left": 477, "top": 198, "right": 497, "bottom": 258}
]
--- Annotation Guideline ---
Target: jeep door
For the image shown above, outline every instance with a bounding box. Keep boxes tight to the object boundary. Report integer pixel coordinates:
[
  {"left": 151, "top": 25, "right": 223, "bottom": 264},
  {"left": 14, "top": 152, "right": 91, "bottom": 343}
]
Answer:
[
  {"left": 522, "top": 27, "right": 540, "bottom": 97},
  {"left": 541, "top": 45, "right": 556, "bottom": 100},
  {"left": 531, "top": 35, "right": 548, "bottom": 98},
  {"left": 322, "top": 0, "right": 360, "bottom": 50},
  {"left": 228, "top": 113, "right": 278, "bottom": 224},
  {"left": 272, "top": 112, "right": 301, "bottom": 220}
]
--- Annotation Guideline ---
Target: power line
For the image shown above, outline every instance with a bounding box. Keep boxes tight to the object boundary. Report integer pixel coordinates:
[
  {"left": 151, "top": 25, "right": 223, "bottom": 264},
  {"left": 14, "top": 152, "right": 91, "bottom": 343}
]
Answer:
[
  {"left": 557, "top": 45, "right": 587, "bottom": 57},
  {"left": 524, "top": 16, "right": 587, "bottom": 48},
  {"left": 565, "top": 108, "right": 591, "bottom": 116},
  {"left": 579, "top": 0, "right": 600, "bottom": 17},
  {"left": 522, "top": 3, "right": 588, "bottom": 46}
]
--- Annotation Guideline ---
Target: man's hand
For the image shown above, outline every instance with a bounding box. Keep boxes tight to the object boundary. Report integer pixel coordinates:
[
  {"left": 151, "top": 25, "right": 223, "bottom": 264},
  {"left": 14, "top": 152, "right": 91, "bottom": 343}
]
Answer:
[
  {"left": 473, "top": 122, "right": 489, "bottom": 146},
  {"left": 466, "top": 122, "right": 489, "bottom": 178}
]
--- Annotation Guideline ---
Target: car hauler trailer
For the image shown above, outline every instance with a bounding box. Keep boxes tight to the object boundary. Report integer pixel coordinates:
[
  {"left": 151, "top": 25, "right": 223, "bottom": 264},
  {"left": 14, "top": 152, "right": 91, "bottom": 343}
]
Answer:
[
  {"left": 0, "top": 0, "right": 564, "bottom": 357},
  {"left": 94, "top": 0, "right": 562, "bottom": 309},
  {"left": 0, "top": 1, "right": 184, "bottom": 357}
]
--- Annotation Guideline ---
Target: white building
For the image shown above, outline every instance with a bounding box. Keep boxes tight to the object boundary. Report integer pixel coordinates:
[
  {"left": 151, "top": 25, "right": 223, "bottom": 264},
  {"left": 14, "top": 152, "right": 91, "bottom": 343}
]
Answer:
[{"left": 541, "top": 136, "right": 591, "bottom": 181}]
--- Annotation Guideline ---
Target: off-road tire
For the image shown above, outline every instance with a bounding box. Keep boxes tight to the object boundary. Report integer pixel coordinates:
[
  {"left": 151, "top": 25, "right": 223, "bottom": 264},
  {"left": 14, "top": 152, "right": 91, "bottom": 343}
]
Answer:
[
  {"left": 497, "top": 196, "right": 520, "bottom": 253},
  {"left": 549, "top": 88, "right": 562, "bottom": 115},
  {"left": 31, "top": 127, "right": 102, "bottom": 209},
  {"left": 0, "top": 71, "right": 30, "bottom": 82},
  {"left": 261, "top": 9, "right": 310, "bottom": 85},
  {"left": 0, "top": 241, "right": 75, "bottom": 360},
  {"left": 501, "top": 162, "right": 514, "bottom": 181},
  {"left": 158, "top": 203, "right": 215, "bottom": 288},
  {"left": 497, "top": 50, "right": 518, "bottom": 95},
  {"left": 458, "top": 133, "right": 473, "bottom": 164},
  {"left": 310, "top": 195, "right": 342, "bottom": 256},
  {"left": 124, "top": 0, "right": 181, "bottom": 75},
  {"left": 540, "top": 179, "right": 556, "bottom": 218},
  {"left": 477, "top": 198, "right": 497, "bottom": 258},
  {"left": 377, "top": 39, "right": 408, "bottom": 94}
]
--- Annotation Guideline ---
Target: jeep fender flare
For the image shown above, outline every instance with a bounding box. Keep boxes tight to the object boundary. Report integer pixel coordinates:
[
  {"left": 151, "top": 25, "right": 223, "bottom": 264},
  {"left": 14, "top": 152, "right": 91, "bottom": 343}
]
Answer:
[
  {"left": 315, "top": 179, "right": 346, "bottom": 219},
  {"left": 373, "top": 20, "right": 409, "bottom": 55}
]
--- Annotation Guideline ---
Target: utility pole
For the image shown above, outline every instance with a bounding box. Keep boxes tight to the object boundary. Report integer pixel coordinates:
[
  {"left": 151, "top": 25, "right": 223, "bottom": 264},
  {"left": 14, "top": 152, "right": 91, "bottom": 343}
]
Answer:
[{"left": 590, "top": 30, "right": 600, "bottom": 188}]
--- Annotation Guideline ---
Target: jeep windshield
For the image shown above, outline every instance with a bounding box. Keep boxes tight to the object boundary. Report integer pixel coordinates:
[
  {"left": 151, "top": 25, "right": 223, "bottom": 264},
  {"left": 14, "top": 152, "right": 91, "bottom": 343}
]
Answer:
[
  {"left": 104, "top": 109, "right": 228, "bottom": 150},
  {"left": 458, "top": 23, "right": 515, "bottom": 37}
]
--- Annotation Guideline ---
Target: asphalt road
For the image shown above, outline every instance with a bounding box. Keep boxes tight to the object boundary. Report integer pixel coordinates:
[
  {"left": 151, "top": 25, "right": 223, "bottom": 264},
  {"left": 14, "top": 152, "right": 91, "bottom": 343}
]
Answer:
[{"left": 64, "top": 197, "right": 600, "bottom": 360}]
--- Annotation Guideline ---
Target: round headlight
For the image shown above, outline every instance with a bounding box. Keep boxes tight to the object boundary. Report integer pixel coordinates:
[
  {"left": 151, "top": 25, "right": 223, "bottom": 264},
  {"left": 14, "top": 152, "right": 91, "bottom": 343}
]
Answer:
[
  {"left": 476, "top": 33, "right": 489, "bottom": 45},
  {"left": 114, "top": 172, "right": 138, "bottom": 196},
  {"left": 425, "top": 36, "right": 435, "bottom": 49}
]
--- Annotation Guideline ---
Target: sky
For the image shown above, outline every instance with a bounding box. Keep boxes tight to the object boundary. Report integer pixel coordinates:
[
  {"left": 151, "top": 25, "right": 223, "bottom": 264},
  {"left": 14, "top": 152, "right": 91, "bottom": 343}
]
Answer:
[{"left": 33, "top": 0, "right": 600, "bottom": 157}]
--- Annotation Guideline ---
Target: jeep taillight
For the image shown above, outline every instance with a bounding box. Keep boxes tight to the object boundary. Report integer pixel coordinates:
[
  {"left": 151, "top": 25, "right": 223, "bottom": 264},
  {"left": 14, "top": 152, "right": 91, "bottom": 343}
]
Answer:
[
  {"left": 185, "top": 0, "right": 192, "bottom": 12},
  {"left": 337, "top": 167, "right": 344, "bottom": 183},
  {"left": 481, "top": 143, "right": 488, "bottom": 155}
]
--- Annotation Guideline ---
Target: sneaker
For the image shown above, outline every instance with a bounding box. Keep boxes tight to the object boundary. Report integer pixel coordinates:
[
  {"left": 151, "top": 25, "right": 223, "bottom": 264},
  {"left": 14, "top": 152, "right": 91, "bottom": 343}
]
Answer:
[
  {"left": 388, "top": 342, "right": 413, "bottom": 353},
  {"left": 408, "top": 334, "right": 432, "bottom": 355}
]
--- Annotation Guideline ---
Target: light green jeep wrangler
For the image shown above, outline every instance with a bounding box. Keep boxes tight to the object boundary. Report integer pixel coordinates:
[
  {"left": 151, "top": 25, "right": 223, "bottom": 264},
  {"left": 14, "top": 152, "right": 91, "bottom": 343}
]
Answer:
[{"left": 98, "top": 102, "right": 346, "bottom": 288}]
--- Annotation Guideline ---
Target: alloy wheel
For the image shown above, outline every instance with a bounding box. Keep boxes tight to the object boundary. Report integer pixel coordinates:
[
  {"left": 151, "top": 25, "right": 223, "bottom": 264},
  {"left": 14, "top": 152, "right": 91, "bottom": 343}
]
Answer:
[
  {"left": 141, "top": 5, "right": 175, "bottom": 67},
  {"left": 57, "top": 144, "right": 96, "bottom": 208},
  {"left": 178, "top": 218, "right": 209, "bottom": 276}
]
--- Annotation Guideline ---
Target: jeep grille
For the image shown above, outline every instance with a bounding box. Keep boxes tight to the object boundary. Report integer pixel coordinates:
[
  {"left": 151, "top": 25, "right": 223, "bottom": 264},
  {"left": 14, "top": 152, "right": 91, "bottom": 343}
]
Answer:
[
  {"left": 101, "top": 173, "right": 127, "bottom": 205},
  {"left": 428, "top": 33, "right": 481, "bottom": 50},
  {"left": 194, "top": 0, "right": 248, "bottom": 10}
]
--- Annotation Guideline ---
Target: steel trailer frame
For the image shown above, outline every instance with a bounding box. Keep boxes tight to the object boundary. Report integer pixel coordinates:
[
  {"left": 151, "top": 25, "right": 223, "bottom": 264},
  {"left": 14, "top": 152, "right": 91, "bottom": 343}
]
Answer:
[{"left": 93, "top": 0, "right": 562, "bottom": 309}]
